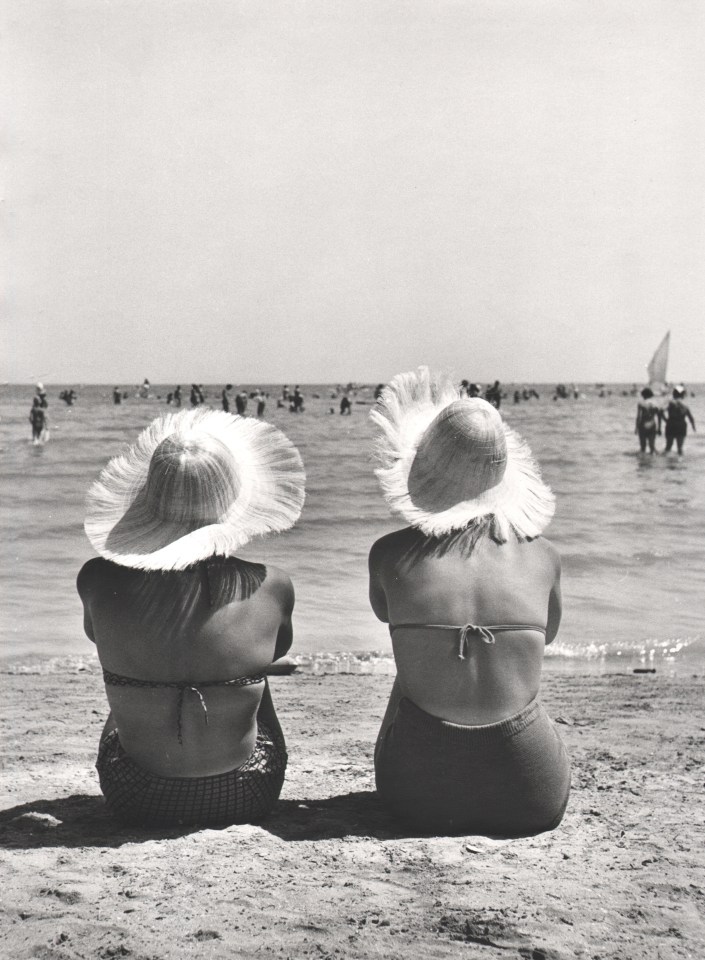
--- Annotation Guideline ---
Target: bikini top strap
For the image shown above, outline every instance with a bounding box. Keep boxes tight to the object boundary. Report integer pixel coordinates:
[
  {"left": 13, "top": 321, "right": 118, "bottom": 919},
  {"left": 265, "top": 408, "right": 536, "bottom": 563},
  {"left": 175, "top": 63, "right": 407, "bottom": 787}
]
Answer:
[
  {"left": 389, "top": 623, "right": 495, "bottom": 658},
  {"left": 101, "top": 671, "right": 266, "bottom": 689},
  {"left": 175, "top": 684, "right": 208, "bottom": 745},
  {"left": 101, "top": 670, "right": 265, "bottom": 745},
  {"left": 487, "top": 624, "right": 547, "bottom": 636},
  {"left": 457, "top": 624, "right": 496, "bottom": 658},
  {"left": 389, "top": 622, "right": 547, "bottom": 660}
]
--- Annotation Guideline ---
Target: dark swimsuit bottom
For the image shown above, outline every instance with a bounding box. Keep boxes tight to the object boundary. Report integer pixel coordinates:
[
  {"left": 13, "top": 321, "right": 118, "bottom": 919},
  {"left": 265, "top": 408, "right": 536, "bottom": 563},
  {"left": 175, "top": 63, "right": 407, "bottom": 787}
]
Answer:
[
  {"left": 376, "top": 623, "right": 571, "bottom": 837},
  {"left": 97, "top": 670, "right": 286, "bottom": 828}
]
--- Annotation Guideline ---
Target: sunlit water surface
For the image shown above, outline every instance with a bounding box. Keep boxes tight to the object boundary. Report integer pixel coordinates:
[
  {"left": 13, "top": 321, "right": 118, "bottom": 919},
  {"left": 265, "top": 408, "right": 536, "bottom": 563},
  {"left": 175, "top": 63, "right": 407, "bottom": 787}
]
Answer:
[{"left": 2, "top": 383, "right": 703, "bottom": 675}]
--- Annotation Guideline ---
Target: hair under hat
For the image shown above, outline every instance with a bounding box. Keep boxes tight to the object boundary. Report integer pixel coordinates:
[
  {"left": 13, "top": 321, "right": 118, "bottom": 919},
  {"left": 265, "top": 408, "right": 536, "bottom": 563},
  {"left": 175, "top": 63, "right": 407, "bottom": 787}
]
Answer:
[
  {"left": 370, "top": 367, "right": 555, "bottom": 540},
  {"left": 84, "top": 408, "right": 305, "bottom": 570}
]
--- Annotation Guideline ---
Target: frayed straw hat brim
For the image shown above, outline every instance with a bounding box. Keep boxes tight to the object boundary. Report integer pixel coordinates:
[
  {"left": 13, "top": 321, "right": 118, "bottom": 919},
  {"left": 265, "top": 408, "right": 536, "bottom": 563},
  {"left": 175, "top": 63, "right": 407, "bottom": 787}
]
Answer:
[
  {"left": 370, "top": 367, "right": 554, "bottom": 539},
  {"left": 84, "top": 409, "right": 305, "bottom": 570}
]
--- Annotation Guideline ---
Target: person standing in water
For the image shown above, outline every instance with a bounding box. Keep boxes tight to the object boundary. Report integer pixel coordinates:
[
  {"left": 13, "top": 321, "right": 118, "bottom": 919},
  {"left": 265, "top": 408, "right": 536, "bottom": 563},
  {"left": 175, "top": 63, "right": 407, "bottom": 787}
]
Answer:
[
  {"left": 29, "top": 397, "right": 48, "bottom": 444},
  {"left": 221, "top": 384, "right": 233, "bottom": 413},
  {"left": 662, "top": 386, "right": 696, "bottom": 455},
  {"left": 35, "top": 382, "right": 49, "bottom": 408},
  {"left": 485, "top": 380, "right": 502, "bottom": 409},
  {"left": 634, "top": 387, "right": 661, "bottom": 454},
  {"left": 235, "top": 391, "right": 248, "bottom": 415}
]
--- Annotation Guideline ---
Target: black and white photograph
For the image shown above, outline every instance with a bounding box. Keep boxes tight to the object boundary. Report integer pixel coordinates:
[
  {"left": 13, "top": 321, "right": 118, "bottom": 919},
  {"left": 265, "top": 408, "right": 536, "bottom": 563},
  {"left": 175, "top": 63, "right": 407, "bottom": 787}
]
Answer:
[{"left": 1, "top": 1, "right": 704, "bottom": 957}]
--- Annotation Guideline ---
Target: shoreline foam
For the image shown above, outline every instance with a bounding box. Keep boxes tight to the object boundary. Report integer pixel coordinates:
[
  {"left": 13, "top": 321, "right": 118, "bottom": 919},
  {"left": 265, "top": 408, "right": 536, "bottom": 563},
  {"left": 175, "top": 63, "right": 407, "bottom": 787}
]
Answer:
[{"left": 2, "top": 645, "right": 702, "bottom": 678}]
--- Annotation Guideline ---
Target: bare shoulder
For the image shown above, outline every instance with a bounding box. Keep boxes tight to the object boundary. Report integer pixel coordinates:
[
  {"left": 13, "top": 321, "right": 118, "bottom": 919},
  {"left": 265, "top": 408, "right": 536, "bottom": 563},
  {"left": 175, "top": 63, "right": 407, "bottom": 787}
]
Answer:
[
  {"left": 526, "top": 536, "right": 561, "bottom": 577},
  {"left": 260, "top": 563, "right": 294, "bottom": 605},
  {"left": 369, "top": 527, "right": 416, "bottom": 565},
  {"left": 76, "top": 557, "right": 115, "bottom": 597}
]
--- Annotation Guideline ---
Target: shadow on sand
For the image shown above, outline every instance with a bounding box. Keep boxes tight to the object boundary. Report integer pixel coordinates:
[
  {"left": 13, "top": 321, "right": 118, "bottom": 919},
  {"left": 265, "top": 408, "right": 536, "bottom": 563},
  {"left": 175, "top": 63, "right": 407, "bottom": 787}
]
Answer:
[
  {"left": 0, "top": 795, "right": 196, "bottom": 849},
  {"left": 0, "top": 790, "right": 431, "bottom": 849},
  {"left": 260, "top": 791, "right": 429, "bottom": 841}
]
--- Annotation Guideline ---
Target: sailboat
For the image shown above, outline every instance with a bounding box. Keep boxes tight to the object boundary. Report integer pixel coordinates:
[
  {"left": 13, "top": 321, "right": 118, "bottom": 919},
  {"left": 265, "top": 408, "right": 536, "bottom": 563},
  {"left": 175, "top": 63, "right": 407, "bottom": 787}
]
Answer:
[{"left": 647, "top": 331, "right": 670, "bottom": 389}]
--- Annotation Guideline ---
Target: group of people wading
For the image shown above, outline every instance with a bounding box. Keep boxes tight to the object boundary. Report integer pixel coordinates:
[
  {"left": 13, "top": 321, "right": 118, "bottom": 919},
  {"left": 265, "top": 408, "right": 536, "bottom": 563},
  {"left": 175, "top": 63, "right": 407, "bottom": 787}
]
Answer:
[
  {"left": 635, "top": 385, "right": 696, "bottom": 455},
  {"left": 78, "top": 367, "right": 570, "bottom": 837}
]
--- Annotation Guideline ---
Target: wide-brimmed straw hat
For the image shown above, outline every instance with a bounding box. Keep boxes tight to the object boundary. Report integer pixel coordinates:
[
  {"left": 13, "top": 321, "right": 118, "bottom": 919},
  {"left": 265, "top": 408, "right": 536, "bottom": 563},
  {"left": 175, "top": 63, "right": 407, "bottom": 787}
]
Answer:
[
  {"left": 84, "top": 408, "right": 305, "bottom": 570},
  {"left": 370, "top": 367, "right": 554, "bottom": 539}
]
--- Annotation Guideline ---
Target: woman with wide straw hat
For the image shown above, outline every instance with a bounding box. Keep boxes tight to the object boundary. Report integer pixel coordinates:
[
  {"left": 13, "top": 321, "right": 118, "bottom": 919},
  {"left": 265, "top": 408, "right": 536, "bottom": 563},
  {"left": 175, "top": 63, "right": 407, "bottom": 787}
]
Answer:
[
  {"left": 369, "top": 367, "right": 570, "bottom": 837},
  {"left": 78, "top": 407, "right": 305, "bottom": 828}
]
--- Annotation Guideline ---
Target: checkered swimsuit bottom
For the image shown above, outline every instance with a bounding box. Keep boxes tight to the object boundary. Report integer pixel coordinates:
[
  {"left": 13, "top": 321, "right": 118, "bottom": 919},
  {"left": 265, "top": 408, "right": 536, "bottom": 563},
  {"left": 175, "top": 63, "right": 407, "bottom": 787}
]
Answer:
[{"left": 96, "top": 722, "right": 287, "bottom": 828}]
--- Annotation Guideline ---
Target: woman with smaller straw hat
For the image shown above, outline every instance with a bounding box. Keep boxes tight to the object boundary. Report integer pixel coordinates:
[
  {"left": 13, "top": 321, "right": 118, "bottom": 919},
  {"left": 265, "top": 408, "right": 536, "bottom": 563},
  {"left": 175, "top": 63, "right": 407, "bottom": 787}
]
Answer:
[
  {"left": 78, "top": 408, "right": 305, "bottom": 828},
  {"left": 369, "top": 368, "right": 570, "bottom": 836}
]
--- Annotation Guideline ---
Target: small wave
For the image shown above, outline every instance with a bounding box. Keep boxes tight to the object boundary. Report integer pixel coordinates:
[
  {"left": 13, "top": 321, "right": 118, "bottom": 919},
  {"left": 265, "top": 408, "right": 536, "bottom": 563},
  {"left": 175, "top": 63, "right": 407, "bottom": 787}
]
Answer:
[
  {"left": 546, "top": 635, "right": 704, "bottom": 662},
  {"left": 4, "top": 638, "right": 702, "bottom": 679},
  {"left": 292, "top": 651, "right": 397, "bottom": 675},
  {"left": 3, "top": 655, "right": 100, "bottom": 676}
]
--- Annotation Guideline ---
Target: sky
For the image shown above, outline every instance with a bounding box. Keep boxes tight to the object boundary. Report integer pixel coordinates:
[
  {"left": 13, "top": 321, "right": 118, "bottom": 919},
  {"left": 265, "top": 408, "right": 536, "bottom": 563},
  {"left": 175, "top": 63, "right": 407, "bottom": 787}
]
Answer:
[{"left": 2, "top": 0, "right": 704, "bottom": 384}]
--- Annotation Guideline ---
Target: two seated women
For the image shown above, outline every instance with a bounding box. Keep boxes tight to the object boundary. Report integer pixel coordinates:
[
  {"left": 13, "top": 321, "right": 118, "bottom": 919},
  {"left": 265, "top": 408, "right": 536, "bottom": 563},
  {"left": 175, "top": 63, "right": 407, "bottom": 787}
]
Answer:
[{"left": 78, "top": 368, "right": 570, "bottom": 835}]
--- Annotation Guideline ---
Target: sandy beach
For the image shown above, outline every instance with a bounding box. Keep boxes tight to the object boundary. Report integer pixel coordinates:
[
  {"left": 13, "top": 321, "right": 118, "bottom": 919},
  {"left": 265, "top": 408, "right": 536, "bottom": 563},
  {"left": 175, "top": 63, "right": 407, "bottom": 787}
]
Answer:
[{"left": 1, "top": 664, "right": 703, "bottom": 959}]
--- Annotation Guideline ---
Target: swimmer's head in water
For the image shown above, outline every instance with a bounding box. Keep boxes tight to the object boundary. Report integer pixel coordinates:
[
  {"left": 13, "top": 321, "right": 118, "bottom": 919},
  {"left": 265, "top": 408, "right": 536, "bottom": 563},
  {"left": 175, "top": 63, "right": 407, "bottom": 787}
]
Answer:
[
  {"left": 84, "top": 408, "right": 305, "bottom": 570},
  {"left": 370, "top": 366, "right": 554, "bottom": 540}
]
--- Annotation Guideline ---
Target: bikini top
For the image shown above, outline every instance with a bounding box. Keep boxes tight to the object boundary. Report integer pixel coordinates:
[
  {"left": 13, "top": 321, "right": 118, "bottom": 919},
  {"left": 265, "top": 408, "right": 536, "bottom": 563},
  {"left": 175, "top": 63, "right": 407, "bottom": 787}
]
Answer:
[
  {"left": 102, "top": 669, "right": 265, "bottom": 745},
  {"left": 389, "top": 623, "right": 547, "bottom": 660}
]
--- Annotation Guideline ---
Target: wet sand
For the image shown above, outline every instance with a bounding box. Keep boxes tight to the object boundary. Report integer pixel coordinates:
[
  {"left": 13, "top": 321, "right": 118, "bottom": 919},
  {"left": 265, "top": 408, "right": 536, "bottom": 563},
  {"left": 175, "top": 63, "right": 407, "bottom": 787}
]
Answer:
[{"left": 1, "top": 665, "right": 703, "bottom": 959}]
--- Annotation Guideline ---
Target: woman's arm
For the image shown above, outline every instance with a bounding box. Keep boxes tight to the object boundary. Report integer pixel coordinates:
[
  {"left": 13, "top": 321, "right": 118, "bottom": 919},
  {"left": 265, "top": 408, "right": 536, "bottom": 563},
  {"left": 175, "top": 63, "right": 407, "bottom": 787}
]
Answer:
[
  {"left": 76, "top": 562, "right": 97, "bottom": 644},
  {"left": 256, "top": 678, "right": 285, "bottom": 744},
  {"left": 272, "top": 572, "right": 295, "bottom": 662},
  {"left": 274, "top": 617, "right": 293, "bottom": 661},
  {"left": 545, "top": 548, "right": 562, "bottom": 646},
  {"left": 374, "top": 677, "right": 402, "bottom": 765},
  {"left": 368, "top": 539, "right": 390, "bottom": 623}
]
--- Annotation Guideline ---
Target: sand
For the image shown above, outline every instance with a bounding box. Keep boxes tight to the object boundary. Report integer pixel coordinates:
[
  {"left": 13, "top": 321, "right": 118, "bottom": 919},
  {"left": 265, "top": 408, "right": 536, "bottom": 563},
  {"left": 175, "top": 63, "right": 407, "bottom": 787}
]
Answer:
[{"left": 1, "top": 664, "right": 703, "bottom": 960}]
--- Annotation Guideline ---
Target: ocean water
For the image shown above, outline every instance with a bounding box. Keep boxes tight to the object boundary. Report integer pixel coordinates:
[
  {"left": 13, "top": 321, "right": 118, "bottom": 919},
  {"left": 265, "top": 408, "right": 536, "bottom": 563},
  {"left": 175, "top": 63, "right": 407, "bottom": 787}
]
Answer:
[{"left": 1, "top": 382, "right": 703, "bottom": 674}]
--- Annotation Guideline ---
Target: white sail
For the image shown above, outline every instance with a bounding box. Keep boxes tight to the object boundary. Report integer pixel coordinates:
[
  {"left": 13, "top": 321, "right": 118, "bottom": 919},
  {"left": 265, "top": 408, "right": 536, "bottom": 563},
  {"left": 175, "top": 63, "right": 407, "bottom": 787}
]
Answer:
[{"left": 647, "top": 331, "right": 669, "bottom": 385}]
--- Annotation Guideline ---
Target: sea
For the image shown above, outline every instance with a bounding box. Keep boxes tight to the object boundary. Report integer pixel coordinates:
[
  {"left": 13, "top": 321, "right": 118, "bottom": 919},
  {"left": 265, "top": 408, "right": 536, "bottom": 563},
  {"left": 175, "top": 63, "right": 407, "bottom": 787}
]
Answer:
[{"left": 1, "top": 382, "right": 703, "bottom": 676}]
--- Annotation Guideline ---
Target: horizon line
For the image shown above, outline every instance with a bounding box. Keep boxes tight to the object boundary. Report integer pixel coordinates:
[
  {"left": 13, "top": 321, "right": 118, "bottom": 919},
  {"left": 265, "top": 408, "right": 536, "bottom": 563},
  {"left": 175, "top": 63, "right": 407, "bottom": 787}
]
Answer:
[{"left": 4, "top": 379, "right": 700, "bottom": 388}]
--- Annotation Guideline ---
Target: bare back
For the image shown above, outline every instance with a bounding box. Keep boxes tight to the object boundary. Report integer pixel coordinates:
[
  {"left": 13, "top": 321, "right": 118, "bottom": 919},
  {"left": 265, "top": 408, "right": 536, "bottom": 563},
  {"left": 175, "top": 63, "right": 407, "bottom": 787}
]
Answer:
[
  {"left": 369, "top": 528, "right": 561, "bottom": 725},
  {"left": 78, "top": 557, "right": 294, "bottom": 777}
]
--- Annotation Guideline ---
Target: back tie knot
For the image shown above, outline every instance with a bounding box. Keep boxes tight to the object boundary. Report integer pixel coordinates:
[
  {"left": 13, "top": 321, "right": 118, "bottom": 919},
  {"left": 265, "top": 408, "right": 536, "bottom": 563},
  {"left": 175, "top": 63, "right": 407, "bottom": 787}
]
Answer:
[
  {"left": 458, "top": 623, "right": 496, "bottom": 659},
  {"left": 176, "top": 683, "right": 209, "bottom": 745}
]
